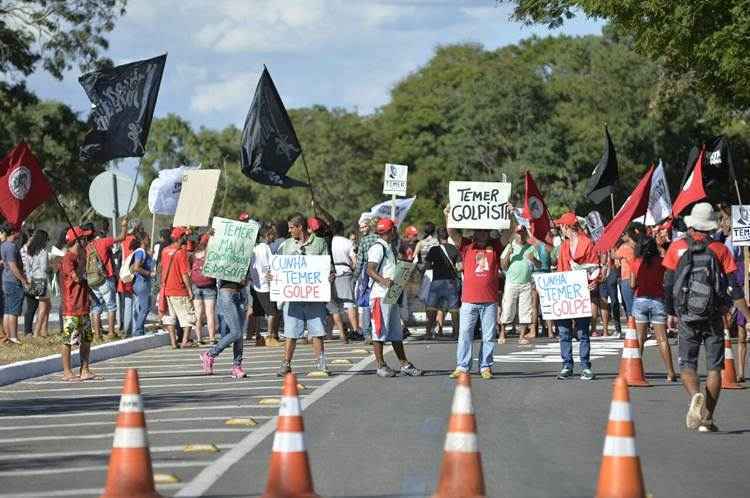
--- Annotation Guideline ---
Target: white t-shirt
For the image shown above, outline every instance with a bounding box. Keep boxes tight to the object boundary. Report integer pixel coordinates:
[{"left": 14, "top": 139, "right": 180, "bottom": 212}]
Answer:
[
  {"left": 367, "top": 238, "right": 396, "bottom": 299},
  {"left": 250, "top": 242, "right": 273, "bottom": 292},
  {"left": 331, "top": 235, "right": 354, "bottom": 276}
]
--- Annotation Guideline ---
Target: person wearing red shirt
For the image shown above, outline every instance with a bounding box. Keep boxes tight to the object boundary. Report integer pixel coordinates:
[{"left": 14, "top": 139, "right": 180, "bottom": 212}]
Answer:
[
  {"left": 663, "top": 203, "right": 750, "bottom": 432},
  {"left": 60, "top": 227, "right": 95, "bottom": 381},
  {"left": 554, "top": 212, "right": 599, "bottom": 381},
  {"left": 161, "top": 227, "right": 196, "bottom": 349},
  {"left": 86, "top": 219, "right": 128, "bottom": 340},
  {"left": 445, "top": 205, "right": 504, "bottom": 380}
]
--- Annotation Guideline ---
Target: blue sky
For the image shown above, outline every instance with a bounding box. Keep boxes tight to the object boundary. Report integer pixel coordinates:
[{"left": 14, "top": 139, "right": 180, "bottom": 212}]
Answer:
[{"left": 25, "top": 0, "right": 603, "bottom": 132}]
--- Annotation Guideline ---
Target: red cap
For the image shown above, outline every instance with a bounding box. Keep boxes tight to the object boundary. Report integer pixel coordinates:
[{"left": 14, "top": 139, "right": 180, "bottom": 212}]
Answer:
[
  {"left": 171, "top": 227, "right": 187, "bottom": 241},
  {"left": 238, "top": 212, "right": 250, "bottom": 222},
  {"left": 554, "top": 212, "right": 578, "bottom": 227},
  {"left": 404, "top": 225, "right": 418, "bottom": 239},
  {"left": 307, "top": 216, "right": 325, "bottom": 233},
  {"left": 65, "top": 227, "right": 92, "bottom": 244},
  {"left": 376, "top": 218, "right": 396, "bottom": 234}
]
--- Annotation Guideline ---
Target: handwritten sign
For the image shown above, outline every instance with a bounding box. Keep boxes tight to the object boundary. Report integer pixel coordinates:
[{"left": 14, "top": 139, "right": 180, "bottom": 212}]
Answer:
[
  {"left": 383, "top": 163, "right": 408, "bottom": 196},
  {"left": 203, "top": 217, "right": 259, "bottom": 282},
  {"left": 172, "top": 170, "right": 221, "bottom": 227},
  {"left": 533, "top": 270, "right": 592, "bottom": 320},
  {"left": 448, "top": 181, "right": 512, "bottom": 230},
  {"left": 384, "top": 261, "right": 415, "bottom": 305},
  {"left": 732, "top": 206, "right": 750, "bottom": 246},
  {"left": 270, "top": 255, "right": 331, "bottom": 302}
]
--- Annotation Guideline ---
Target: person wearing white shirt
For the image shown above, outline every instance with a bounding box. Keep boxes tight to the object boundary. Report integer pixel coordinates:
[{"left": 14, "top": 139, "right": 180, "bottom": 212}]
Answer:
[
  {"left": 247, "top": 224, "right": 281, "bottom": 347},
  {"left": 330, "top": 221, "right": 361, "bottom": 341}
]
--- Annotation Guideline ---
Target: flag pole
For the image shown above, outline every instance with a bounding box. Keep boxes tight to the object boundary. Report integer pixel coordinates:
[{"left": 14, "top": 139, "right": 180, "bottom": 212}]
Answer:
[
  {"left": 609, "top": 193, "right": 616, "bottom": 219},
  {"left": 150, "top": 213, "right": 157, "bottom": 252},
  {"left": 52, "top": 193, "right": 81, "bottom": 246},
  {"left": 300, "top": 151, "right": 318, "bottom": 216}
]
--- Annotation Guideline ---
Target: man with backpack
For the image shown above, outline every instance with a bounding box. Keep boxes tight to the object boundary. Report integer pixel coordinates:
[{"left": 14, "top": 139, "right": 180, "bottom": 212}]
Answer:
[
  {"left": 85, "top": 219, "right": 128, "bottom": 340},
  {"left": 663, "top": 203, "right": 750, "bottom": 432}
]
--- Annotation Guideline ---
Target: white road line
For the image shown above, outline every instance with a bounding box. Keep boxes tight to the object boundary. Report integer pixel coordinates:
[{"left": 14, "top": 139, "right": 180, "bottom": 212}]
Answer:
[
  {"left": 51, "top": 359, "right": 352, "bottom": 373},
  {"left": 0, "top": 385, "right": 311, "bottom": 399},
  {"left": 20, "top": 371, "right": 302, "bottom": 385},
  {"left": 0, "top": 428, "right": 252, "bottom": 444},
  {"left": 130, "top": 344, "right": 359, "bottom": 358},
  {"left": 0, "top": 403, "right": 279, "bottom": 420},
  {"left": 102, "top": 350, "right": 355, "bottom": 366},
  {"left": 0, "top": 483, "right": 182, "bottom": 498},
  {"left": 0, "top": 416, "right": 272, "bottom": 431},
  {"left": 175, "top": 348, "right": 383, "bottom": 497},
  {"left": 0, "top": 460, "right": 212, "bottom": 478},
  {"left": 0, "top": 444, "right": 236, "bottom": 462}
]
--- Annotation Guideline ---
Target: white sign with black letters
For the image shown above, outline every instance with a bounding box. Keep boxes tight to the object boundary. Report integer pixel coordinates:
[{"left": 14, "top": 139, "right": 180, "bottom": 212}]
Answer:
[
  {"left": 732, "top": 205, "right": 750, "bottom": 246},
  {"left": 448, "top": 181, "right": 512, "bottom": 230},
  {"left": 383, "top": 163, "right": 408, "bottom": 196}
]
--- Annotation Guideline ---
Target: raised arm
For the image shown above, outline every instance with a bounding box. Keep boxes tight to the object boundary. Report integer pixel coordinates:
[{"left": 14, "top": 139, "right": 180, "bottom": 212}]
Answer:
[{"left": 443, "top": 204, "right": 462, "bottom": 247}]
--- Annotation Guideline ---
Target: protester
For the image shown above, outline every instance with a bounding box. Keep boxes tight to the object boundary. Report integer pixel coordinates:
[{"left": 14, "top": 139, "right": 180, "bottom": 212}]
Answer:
[
  {"left": 249, "top": 223, "right": 282, "bottom": 347},
  {"left": 663, "top": 203, "right": 750, "bottom": 432},
  {"left": 499, "top": 225, "right": 539, "bottom": 345},
  {"left": 724, "top": 219, "right": 747, "bottom": 382},
  {"left": 630, "top": 235, "right": 676, "bottom": 382},
  {"left": 444, "top": 206, "right": 504, "bottom": 380},
  {"left": 423, "top": 227, "right": 461, "bottom": 339},
  {"left": 366, "top": 218, "right": 423, "bottom": 378},
  {"left": 131, "top": 234, "right": 155, "bottom": 337},
  {"left": 614, "top": 228, "right": 637, "bottom": 328},
  {"left": 269, "top": 220, "right": 288, "bottom": 254},
  {"left": 553, "top": 212, "right": 598, "bottom": 381},
  {"left": 86, "top": 219, "right": 128, "bottom": 340},
  {"left": 161, "top": 227, "right": 196, "bottom": 349},
  {"left": 21, "top": 229, "right": 50, "bottom": 337},
  {"left": 1, "top": 223, "right": 29, "bottom": 344},
  {"left": 117, "top": 220, "right": 143, "bottom": 336},
  {"left": 190, "top": 233, "right": 217, "bottom": 345},
  {"left": 529, "top": 235, "right": 554, "bottom": 338},
  {"left": 331, "top": 220, "right": 361, "bottom": 341},
  {"left": 354, "top": 215, "right": 380, "bottom": 344}
]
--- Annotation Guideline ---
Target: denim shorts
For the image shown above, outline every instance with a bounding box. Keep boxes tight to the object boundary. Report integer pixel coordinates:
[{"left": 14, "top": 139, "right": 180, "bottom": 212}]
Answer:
[
  {"left": 632, "top": 297, "right": 666, "bottom": 325},
  {"left": 3, "top": 281, "right": 24, "bottom": 316},
  {"left": 192, "top": 285, "right": 217, "bottom": 301},
  {"left": 282, "top": 302, "right": 327, "bottom": 339},
  {"left": 425, "top": 279, "right": 460, "bottom": 311},
  {"left": 90, "top": 278, "right": 117, "bottom": 315}
]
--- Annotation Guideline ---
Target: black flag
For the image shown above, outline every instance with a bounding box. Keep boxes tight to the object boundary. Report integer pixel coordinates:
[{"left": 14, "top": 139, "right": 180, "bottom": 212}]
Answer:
[
  {"left": 681, "top": 136, "right": 738, "bottom": 204},
  {"left": 79, "top": 54, "right": 167, "bottom": 163},
  {"left": 586, "top": 126, "right": 619, "bottom": 205},
  {"left": 241, "top": 67, "right": 307, "bottom": 188}
]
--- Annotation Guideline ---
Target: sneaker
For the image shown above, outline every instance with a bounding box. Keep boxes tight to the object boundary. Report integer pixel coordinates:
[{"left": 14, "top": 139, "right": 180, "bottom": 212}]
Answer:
[
  {"left": 580, "top": 369, "right": 595, "bottom": 381},
  {"left": 364, "top": 337, "right": 373, "bottom": 345},
  {"left": 276, "top": 361, "right": 292, "bottom": 377},
  {"left": 480, "top": 368, "right": 493, "bottom": 380},
  {"left": 315, "top": 356, "right": 331, "bottom": 377},
  {"left": 376, "top": 365, "right": 397, "bottom": 378},
  {"left": 686, "top": 392, "right": 705, "bottom": 430},
  {"left": 698, "top": 419, "right": 719, "bottom": 432},
  {"left": 199, "top": 351, "right": 215, "bottom": 375},
  {"left": 448, "top": 368, "right": 465, "bottom": 379},
  {"left": 557, "top": 367, "right": 573, "bottom": 380},
  {"left": 231, "top": 365, "right": 247, "bottom": 379},
  {"left": 400, "top": 363, "right": 423, "bottom": 377}
]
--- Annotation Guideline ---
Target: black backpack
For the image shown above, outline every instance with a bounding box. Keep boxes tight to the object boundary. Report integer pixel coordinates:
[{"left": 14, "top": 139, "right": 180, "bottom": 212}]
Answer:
[{"left": 672, "top": 237, "right": 727, "bottom": 322}]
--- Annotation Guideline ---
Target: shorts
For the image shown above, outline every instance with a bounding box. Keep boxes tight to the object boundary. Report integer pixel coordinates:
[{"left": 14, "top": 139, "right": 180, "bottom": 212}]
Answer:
[
  {"left": 370, "top": 297, "right": 402, "bottom": 342},
  {"left": 282, "top": 302, "right": 326, "bottom": 339},
  {"left": 251, "top": 289, "right": 279, "bottom": 317},
  {"left": 500, "top": 282, "right": 533, "bottom": 325},
  {"left": 425, "top": 279, "right": 461, "bottom": 311},
  {"left": 90, "top": 278, "right": 117, "bottom": 315},
  {"left": 632, "top": 297, "right": 666, "bottom": 325},
  {"left": 334, "top": 274, "right": 356, "bottom": 309},
  {"left": 62, "top": 315, "right": 93, "bottom": 346},
  {"left": 192, "top": 285, "right": 217, "bottom": 301},
  {"left": 677, "top": 317, "right": 724, "bottom": 371},
  {"left": 162, "top": 295, "right": 197, "bottom": 327},
  {"left": 2, "top": 281, "right": 24, "bottom": 316}
]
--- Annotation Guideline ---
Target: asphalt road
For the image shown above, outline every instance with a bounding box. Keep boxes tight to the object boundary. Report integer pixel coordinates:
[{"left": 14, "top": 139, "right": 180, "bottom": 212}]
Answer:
[{"left": 1, "top": 330, "right": 749, "bottom": 498}]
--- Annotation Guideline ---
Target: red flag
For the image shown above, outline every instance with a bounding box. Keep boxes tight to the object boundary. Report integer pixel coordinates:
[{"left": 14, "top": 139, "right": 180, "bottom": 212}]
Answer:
[
  {"left": 672, "top": 146, "right": 707, "bottom": 217},
  {"left": 0, "top": 143, "right": 55, "bottom": 228},
  {"left": 594, "top": 165, "right": 655, "bottom": 253},
  {"left": 523, "top": 171, "right": 552, "bottom": 241}
]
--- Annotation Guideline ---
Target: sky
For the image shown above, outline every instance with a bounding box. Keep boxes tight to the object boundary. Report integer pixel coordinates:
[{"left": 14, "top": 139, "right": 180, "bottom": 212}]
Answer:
[{"left": 24, "top": 0, "right": 603, "bottom": 132}]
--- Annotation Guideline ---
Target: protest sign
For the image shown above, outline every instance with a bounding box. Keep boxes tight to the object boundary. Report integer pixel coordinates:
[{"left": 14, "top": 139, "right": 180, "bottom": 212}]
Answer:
[
  {"left": 586, "top": 211, "right": 605, "bottom": 242},
  {"left": 270, "top": 255, "right": 331, "bottom": 302},
  {"left": 172, "top": 169, "right": 220, "bottom": 227},
  {"left": 368, "top": 196, "right": 416, "bottom": 226},
  {"left": 731, "top": 205, "right": 750, "bottom": 246},
  {"left": 533, "top": 270, "right": 592, "bottom": 320},
  {"left": 383, "top": 163, "right": 408, "bottom": 196},
  {"left": 202, "top": 217, "right": 260, "bottom": 282},
  {"left": 448, "top": 181, "right": 512, "bottom": 230},
  {"left": 384, "top": 261, "right": 416, "bottom": 305}
]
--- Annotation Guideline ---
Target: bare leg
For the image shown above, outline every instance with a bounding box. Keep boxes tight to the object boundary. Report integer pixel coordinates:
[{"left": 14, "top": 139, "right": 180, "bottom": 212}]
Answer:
[
  {"left": 193, "top": 299, "right": 205, "bottom": 342},
  {"left": 450, "top": 311, "right": 460, "bottom": 338},
  {"left": 166, "top": 324, "right": 177, "bottom": 348},
  {"left": 392, "top": 340, "right": 409, "bottom": 365},
  {"left": 92, "top": 314, "right": 102, "bottom": 341},
  {"left": 737, "top": 325, "right": 747, "bottom": 382},
  {"left": 546, "top": 320, "right": 555, "bottom": 338},
  {"left": 79, "top": 342, "right": 92, "bottom": 377},
  {"left": 205, "top": 300, "right": 217, "bottom": 342},
  {"left": 106, "top": 311, "right": 116, "bottom": 337},
  {"left": 425, "top": 309, "right": 437, "bottom": 339},
  {"left": 332, "top": 312, "right": 348, "bottom": 342},
  {"left": 284, "top": 338, "right": 297, "bottom": 363},
  {"left": 436, "top": 310, "right": 445, "bottom": 336},
  {"left": 591, "top": 301, "right": 600, "bottom": 335},
  {"left": 35, "top": 299, "right": 50, "bottom": 337},
  {"left": 346, "top": 307, "right": 359, "bottom": 333},
  {"left": 373, "top": 341, "right": 386, "bottom": 367},
  {"left": 636, "top": 321, "right": 648, "bottom": 356},
  {"left": 653, "top": 323, "right": 676, "bottom": 380},
  {"left": 681, "top": 367, "right": 700, "bottom": 398},
  {"left": 61, "top": 344, "right": 75, "bottom": 379},
  {"left": 601, "top": 306, "right": 610, "bottom": 336},
  {"left": 7, "top": 315, "right": 19, "bottom": 341},
  {"left": 269, "top": 313, "right": 280, "bottom": 340},
  {"left": 704, "top": 369, "right": 722, "bottom": 420},
  {"left": 531, "top": 288, "right": 539, "bottom": 339},
  {"left": 312, "top": 336, "right": 325, "bottom": 358}
]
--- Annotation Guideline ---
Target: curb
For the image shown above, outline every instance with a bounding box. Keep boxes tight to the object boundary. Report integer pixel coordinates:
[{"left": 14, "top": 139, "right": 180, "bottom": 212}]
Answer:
[{"left": 0, "top": 331, "right": 170, "bottom": 386}]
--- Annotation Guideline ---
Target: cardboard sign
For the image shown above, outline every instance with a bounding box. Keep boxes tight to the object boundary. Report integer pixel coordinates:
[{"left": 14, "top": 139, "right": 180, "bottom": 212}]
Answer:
[
  {"left": 172, "top": 169, "right": 221, "bottom": 227},
  {"left": 203, "top": 217, "right": 260, "bottom": 283},
  {"left": 448, "top": 181, "right": 512, "bottom": 230},
  {"left": 384, "top": 261, "right": 416, "bottom": 305},
  {"left": 586, "top": 211, "right": 605, "bottom": 242},
  {"left": 533, "top": 270, "right": 592, "bottom": 320},
  {"left": 732, "top": 205, "right": 750, "bottom": 246},
  {"left": 383, "top": 163, "right": 408, "bottom": 196},
  {"left": 270, "top": 255, "right": 331, "bottom": 302}
]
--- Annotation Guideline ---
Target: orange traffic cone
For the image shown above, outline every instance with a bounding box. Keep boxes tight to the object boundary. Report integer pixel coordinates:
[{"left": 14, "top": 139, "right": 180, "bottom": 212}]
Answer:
[
  {"left": 101, "top": 369, "right": 161, "bottom": 498},
  {"left": 627, "top": 316, "right": 636, "bottom": 330},
  {"left": 595, "top": 376, "right": 646, "bottom": 498},
  {"left": 721, "top": 329, "right": 743, "bottom": 389},
  {"left": 432, "top": 373, "right": 486, "bottom": 498},
  {"left": 618, "top": 329, "right": 650, "bottom": 387},
  {"left": 262, "top": 373, "right": 319, "bottom": 498}
]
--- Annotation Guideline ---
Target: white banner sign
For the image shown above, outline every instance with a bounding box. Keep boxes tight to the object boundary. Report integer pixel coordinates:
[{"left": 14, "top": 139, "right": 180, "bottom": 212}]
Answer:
[
  {"left": 148, "top": 166, "right": 197, "bottom": 215},
  {"left": 533, "top": 270, "right": 592, "bottom": 320},
  {"left": 368, "top": 196, "right": 416, "bottom": 226},
  {"left": 172, "top": 170, "right": 221, "bottom": 227},
  {"left": 732, "top": 205, "right": 750, "bottom": 246},
  {"left": 383, "top": 163, "right": 408, "bottom": 196},
  {"left": 270, "top": 255, "right": 331, "bottom": 302},
  {"left": 447, "top": 181, "right": 512, "bottom": 230}
]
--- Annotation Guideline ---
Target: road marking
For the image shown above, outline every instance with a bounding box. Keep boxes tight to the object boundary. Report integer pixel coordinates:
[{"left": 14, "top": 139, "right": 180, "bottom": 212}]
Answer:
[
  {"left": 0, "top": 484, "right": 182, "bottom": 498},
  {"left": 0, "top": 444, "right": 236, "bottom": 462},
  {"left": 0, "top": 403, "right": 279, "bottom": 420},
  {"left": 0, "top": 416, "right": 272, "bottom": 431},
  {"left": 492, "top": 338, "right": 657, "bottom": 363},
  {"left": 100, "top": 350, "right": 356, "bottom": 366},
  {"left": 175, "top": 349, "right": 384, "bottom": 497},
  {"left": 0, "top": 428, "right": 252, "bottom": 444},
  {"left": 0, "top": 461, "right": 212, "bottom": 478},
  {"left": 0, "top": 386, "right": 312, "bottom": 399}
]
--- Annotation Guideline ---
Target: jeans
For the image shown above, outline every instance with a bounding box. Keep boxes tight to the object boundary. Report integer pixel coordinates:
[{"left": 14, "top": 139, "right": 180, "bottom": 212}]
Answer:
[
  {"left": 602, "top": 269, "right": 622, "bottom": 332},
  {"left": 118, "top": 292, "right": 134, "bottom": 335},
  {"left": 359, "top": 306, "right": 372, "bottom": 338},
  {"left": 619, "top": 279, "right": 634, "bottom": 318},
  {"left": 23, "top": 296, "right": 39, "bottom": 335},
  {"left": 210, "top": 290, "right": 245, "bottom": 366},
  {"left": 456, "top": 302, "right": 497, "bottom": 371},
  {"left": 558, "top": 317, "right": 592, "bottom": 370},
  {"left": 133, "top": 280, "right": 152, "bottom": 336}
]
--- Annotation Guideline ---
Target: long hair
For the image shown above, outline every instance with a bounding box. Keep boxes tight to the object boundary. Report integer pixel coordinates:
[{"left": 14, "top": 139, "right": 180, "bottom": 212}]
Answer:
[
  {"left": 26, "top": 229, "right": 49, "bottom": 257},
  {"left": 636, "top": 235, "right": 660, "bottom": 266}
]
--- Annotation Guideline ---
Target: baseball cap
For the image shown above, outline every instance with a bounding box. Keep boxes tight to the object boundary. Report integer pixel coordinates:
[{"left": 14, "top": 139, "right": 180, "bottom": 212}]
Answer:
[
  {"left": 307, "top": 216, "right": 324, "bottom": 233},
  {"left": 238, "top": 212, "right": 251, "bottom": 222},
  {"left": 376, "top": 218, "right": 396, "bottom": 234},
  {"left": 404, "top": 225, "right": 418, "bottom": 238},
  {"left": 171, "top": 227, "right": 187, "bottom": 241},
  {"left": 65, "top": 226, "right": 92, "bottom": 244},
  {"left": 554, "top": 212, "right": 578, "bottom": 227}
]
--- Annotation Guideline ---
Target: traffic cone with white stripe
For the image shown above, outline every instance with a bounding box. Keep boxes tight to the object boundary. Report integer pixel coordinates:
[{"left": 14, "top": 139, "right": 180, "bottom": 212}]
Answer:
[
  {"left": 595, "top": 376, "right": 646, "bottom": 498},
  {"left": 721, "top": 329, "right": 743, "bottom": 389},
  {"left": 100, "top": 368, "right": 161, "bottom": 498},
  {"left": 431, "top": 373, "right": 486, "bottom": 498},
  {"left": 618, "top": 329, "right": 650, "bottom": 387},
  {"left": 262, "top": 373, "right": 319, "bottom": 498}
]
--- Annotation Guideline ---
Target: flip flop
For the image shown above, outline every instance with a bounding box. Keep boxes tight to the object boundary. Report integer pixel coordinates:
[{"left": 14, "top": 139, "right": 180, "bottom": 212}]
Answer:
[
  {"left": 60, "top": 375, "right": 80, "bottom": 382},
  {"left": 79, "top": 373, "right": 101, "bottom": 381}
]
